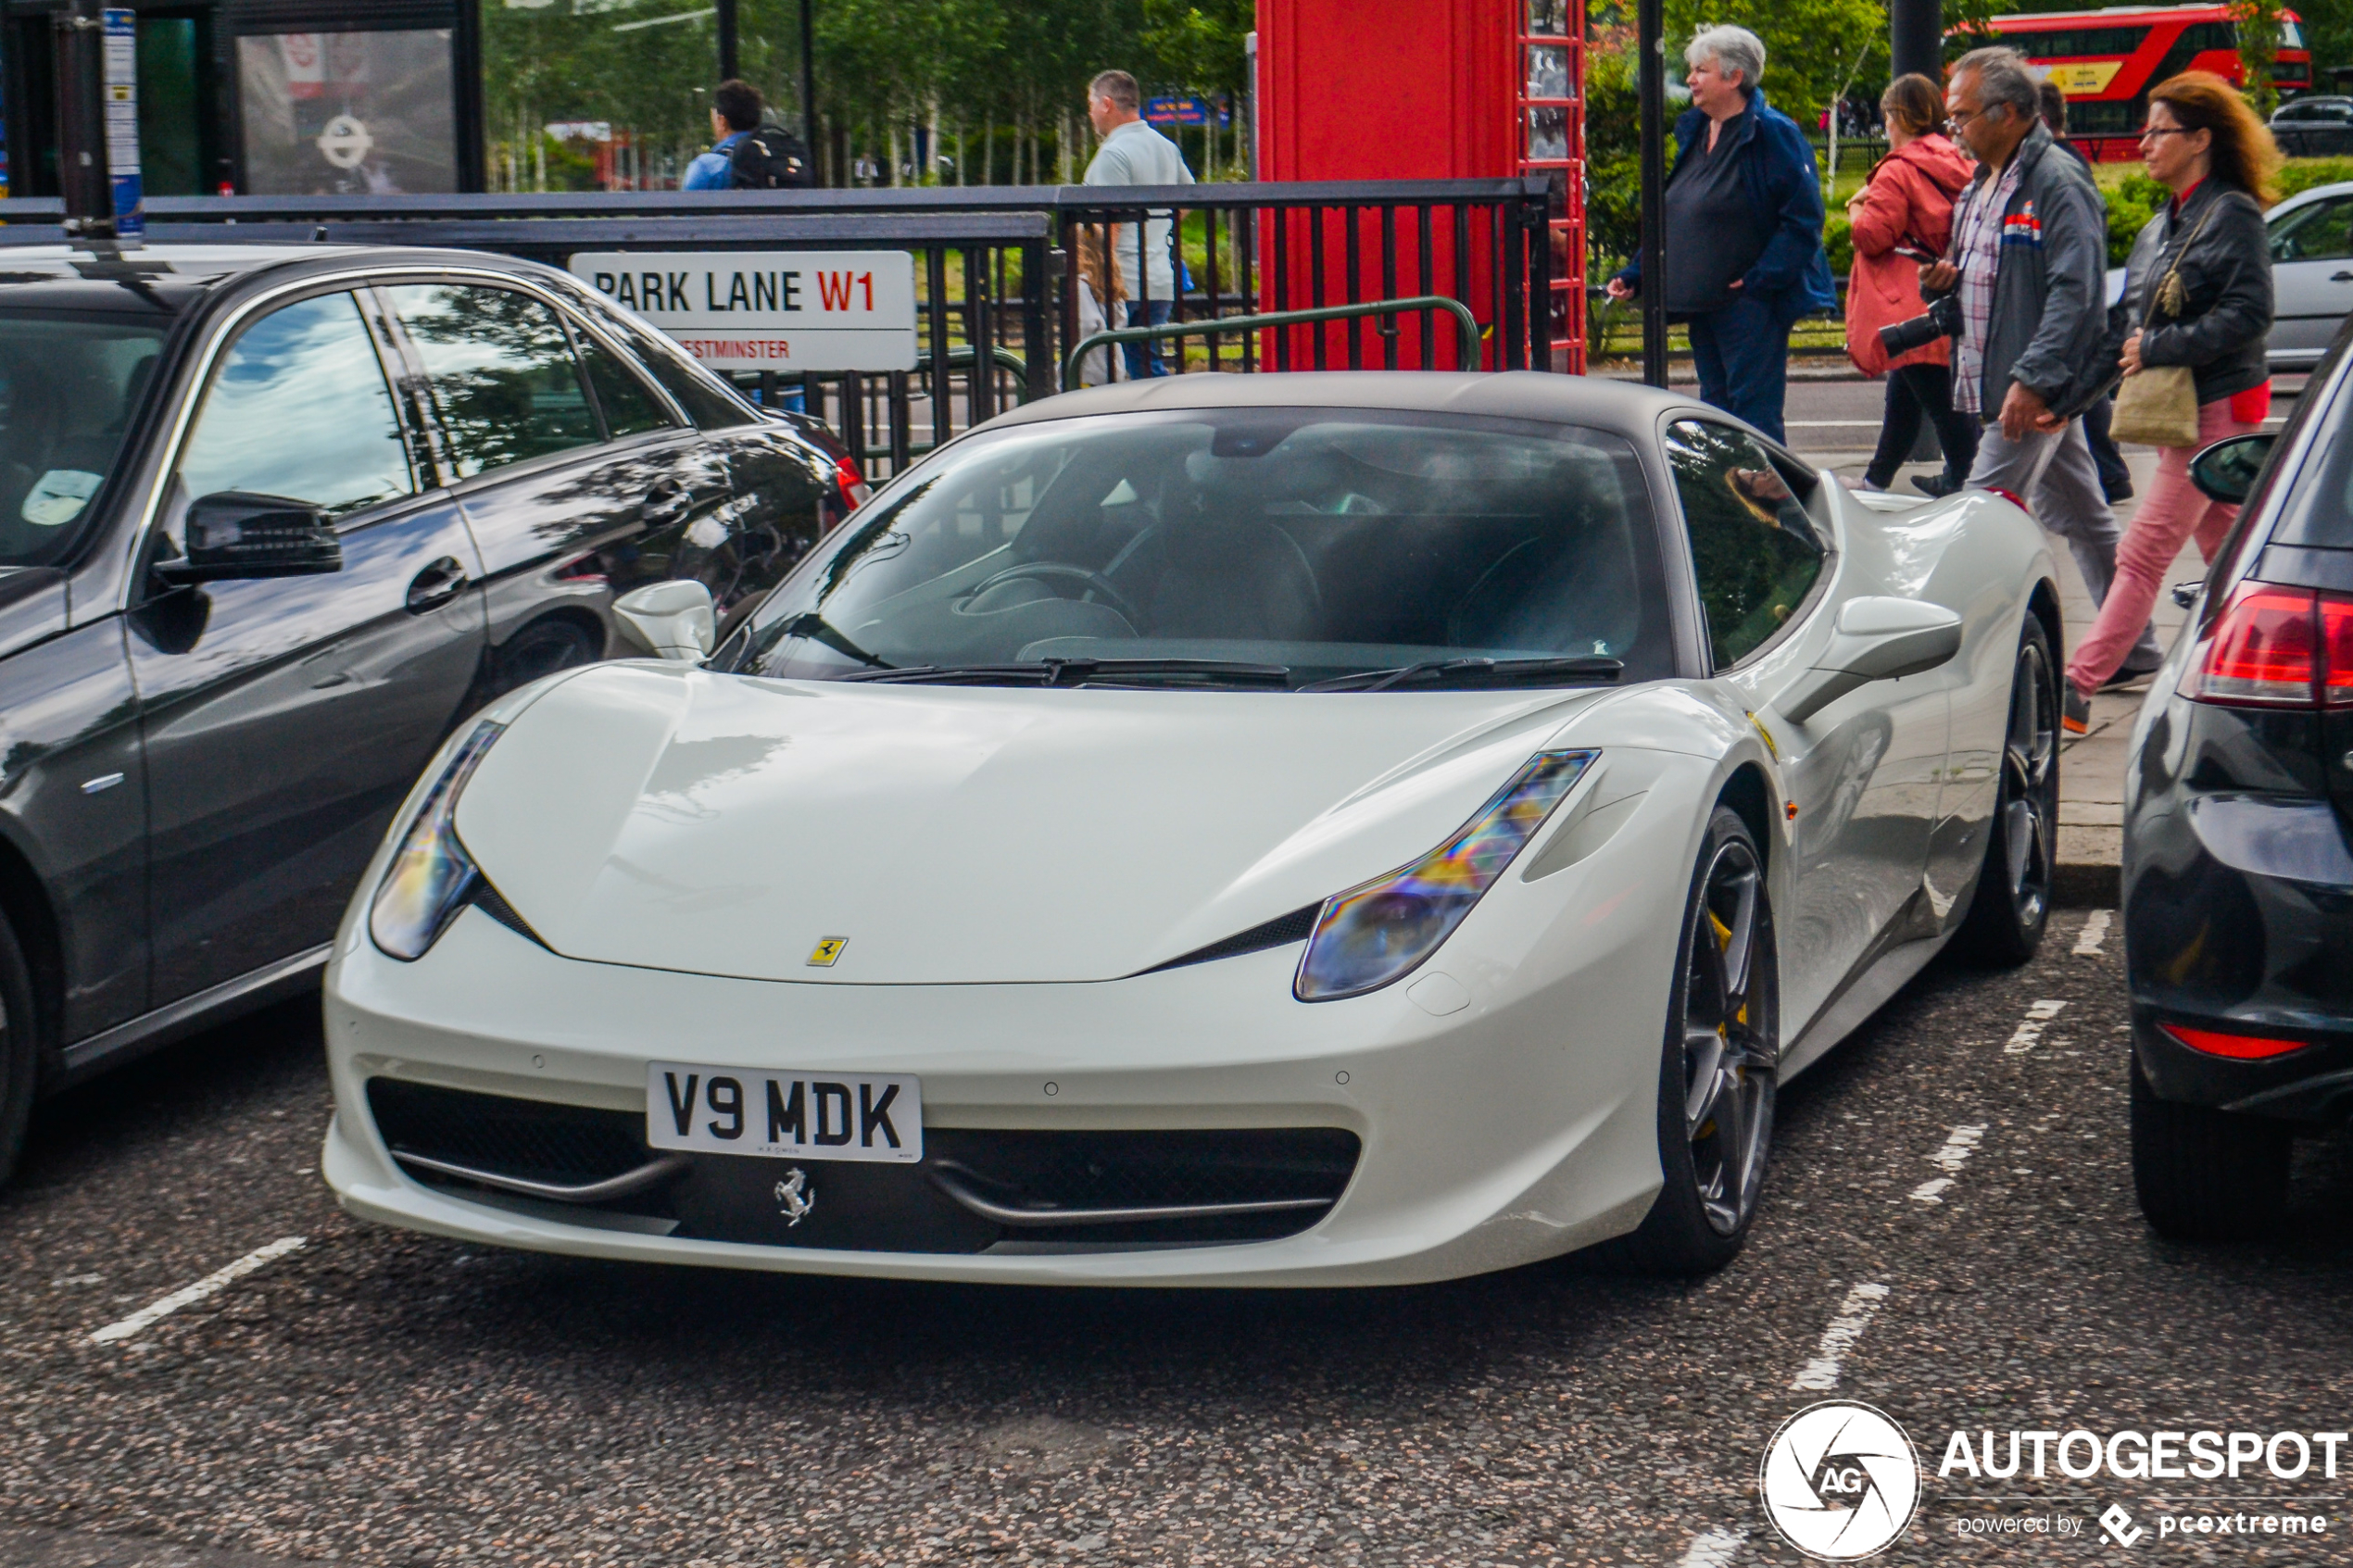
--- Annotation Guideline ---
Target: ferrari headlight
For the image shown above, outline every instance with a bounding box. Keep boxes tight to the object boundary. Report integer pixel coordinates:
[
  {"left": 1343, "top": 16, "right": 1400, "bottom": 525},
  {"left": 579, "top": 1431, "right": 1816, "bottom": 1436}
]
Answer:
[
  {"left": 369, "top": 720, "right": 506, "bottom": 961},
  {"left": 1294, "top": 749, "right": 1595, "bottom": 1002}
]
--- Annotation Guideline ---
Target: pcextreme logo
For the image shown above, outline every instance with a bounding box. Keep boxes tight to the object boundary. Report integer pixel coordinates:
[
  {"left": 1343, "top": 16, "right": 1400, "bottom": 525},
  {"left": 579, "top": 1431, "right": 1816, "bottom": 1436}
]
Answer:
[{"left": 1759, "top": 1401, "right": 1923, "bottom": 1561}]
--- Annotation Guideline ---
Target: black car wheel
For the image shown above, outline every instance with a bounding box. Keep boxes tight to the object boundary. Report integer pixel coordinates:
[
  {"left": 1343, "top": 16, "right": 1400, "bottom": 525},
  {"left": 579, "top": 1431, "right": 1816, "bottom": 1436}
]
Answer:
[
  {"left": 494, "top": 617, "right": 602, "bottom": 696},
  {"left": 1617, "top": 804, "right": 1778, "bottom": 1274},
  {"left": 1961, "top": 616, "right": 2058, "bottom": 964},
  {"left": 0, "top": 909, "right": 39, "bottom": 1188},
  {"left": 2131, "top": 1058, "right": 2293, "bottom": 1241}
]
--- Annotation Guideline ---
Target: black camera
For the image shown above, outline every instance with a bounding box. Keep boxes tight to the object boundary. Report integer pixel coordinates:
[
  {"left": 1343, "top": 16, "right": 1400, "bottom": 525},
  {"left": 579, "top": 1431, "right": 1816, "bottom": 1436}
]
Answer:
[{"left": 1878, "top": 294, "right": 1961, "bottom": 358}]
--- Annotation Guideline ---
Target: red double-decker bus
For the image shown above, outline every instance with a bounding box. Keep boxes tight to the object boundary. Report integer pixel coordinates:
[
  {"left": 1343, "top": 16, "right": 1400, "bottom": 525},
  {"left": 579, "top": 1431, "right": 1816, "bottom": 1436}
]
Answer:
[{"left": 1980, "top": 6, "right": 2312, "bottom": 158}]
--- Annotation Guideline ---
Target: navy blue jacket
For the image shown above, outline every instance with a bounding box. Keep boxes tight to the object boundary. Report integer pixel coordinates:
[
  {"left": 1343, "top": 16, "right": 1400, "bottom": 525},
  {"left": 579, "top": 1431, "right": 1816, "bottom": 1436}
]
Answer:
[{"left": 1612, "top": 90, "right": 1838, "bottom": 325}]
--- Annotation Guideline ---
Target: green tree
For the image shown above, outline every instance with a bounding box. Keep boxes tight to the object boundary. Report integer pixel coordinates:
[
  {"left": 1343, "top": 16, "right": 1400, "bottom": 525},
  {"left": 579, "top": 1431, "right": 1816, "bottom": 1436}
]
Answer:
[
  {"left": 1664, "top": 0, "right": 1891, "bottom": 129},
  {"left": 2232, "top": 0, "right": 2289, "bottom": 115}
]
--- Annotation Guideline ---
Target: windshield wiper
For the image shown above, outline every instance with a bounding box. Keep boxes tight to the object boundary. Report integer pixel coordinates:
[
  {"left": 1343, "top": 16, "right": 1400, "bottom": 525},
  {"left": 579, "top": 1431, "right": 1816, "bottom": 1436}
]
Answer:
[
  {"left": 837, "top": 658, "right": 1294, "bottom": 689},
  {"left": 774, "top": 612, "right": 893, "bottom": 670},
  {"left": 1298, "top": 656, "right": 1625, "bottom": 693}
]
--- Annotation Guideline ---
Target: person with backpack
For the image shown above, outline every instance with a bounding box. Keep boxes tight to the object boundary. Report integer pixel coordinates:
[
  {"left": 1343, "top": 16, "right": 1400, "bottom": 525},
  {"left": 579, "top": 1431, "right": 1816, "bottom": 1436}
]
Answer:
[{"left": 684, "top": 80, "right": 812, "bottom": 191}]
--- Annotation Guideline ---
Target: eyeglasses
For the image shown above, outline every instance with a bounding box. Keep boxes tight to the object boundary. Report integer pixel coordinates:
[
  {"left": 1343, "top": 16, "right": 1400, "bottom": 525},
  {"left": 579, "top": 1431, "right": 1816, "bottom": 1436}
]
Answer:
[
  {"left": 1944, "top": 106, "right": 1994, "bottom": 136},
  {"left": 2139, "top": 124, "right": 2192, "bottom": 141}
]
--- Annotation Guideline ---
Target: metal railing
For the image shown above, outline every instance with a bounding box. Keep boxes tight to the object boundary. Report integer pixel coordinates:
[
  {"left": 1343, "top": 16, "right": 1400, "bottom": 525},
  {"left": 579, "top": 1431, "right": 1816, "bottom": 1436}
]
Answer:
[
  {"left": 1065, "top": 296, "right": 1481, "bottom": 391},
  {"left": 0, "top": 181, "right": 1563, "bottom": 474}
]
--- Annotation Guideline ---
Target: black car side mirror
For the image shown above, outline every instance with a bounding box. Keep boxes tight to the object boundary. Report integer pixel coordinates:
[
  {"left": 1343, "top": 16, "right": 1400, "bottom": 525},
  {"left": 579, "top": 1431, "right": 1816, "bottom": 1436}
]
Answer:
[
  {"left": 153, "top": 492, "right": 342, "bottom": 585},
  {"left": 2187, "top": 433, "right": 2275, "bottom": 505}
]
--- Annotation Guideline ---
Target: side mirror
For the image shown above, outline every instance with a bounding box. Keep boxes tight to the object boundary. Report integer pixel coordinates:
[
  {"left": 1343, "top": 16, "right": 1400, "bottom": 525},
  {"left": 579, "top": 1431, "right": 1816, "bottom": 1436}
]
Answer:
[
  {"left": 152, "top": 492, "right": 341, "bottom": 585},
  {"left": 2187, "top": 433, "right": 2275, "bottom": 505},
  {"left": 1771, "top": 596, "right": 1964, "bottom": 724},
  {"left": 613, "top": 579, "right": 716, "bottom": 662}
]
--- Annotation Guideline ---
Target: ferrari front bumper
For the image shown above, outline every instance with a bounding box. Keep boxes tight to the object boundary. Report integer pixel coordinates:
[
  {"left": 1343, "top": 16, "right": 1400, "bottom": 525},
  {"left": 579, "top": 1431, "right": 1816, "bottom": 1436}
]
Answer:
[{"left": 321, "top": 875, "right": 1680, "bottom": 1287}]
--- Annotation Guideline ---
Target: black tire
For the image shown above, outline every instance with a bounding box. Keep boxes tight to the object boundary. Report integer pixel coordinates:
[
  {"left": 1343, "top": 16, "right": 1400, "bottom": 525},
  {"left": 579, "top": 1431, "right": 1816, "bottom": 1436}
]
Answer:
[
  {"left": 1617, "top": 805, "right": 1779, "bottom": 1275},
  {"left": 0, "top": 909, "right": 39, "bottom": 1189},
  {"left": 1959, "top": 615, "right": 2059, "bottom": 965},
  {"left": 492, "top": 617, "right": 602, "bottom": 696},
  {"left": 2131, "top": 1057, "right": 2292, "bottom": 1241}
]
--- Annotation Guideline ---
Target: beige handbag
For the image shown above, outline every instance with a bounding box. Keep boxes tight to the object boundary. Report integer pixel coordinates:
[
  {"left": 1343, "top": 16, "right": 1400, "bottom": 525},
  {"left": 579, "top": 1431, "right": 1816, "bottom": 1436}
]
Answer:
[{"left": 2108, "top": 203, "right": 2216, "bottom": 449}]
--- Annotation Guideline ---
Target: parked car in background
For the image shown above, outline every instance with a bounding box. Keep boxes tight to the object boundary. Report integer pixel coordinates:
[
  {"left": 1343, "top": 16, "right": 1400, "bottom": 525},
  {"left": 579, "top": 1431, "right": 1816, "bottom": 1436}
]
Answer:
[
  {"left": 2106, "top": 180, "right": 2353, "bottom": 372},
  {"left": 0, "top": 243, "right": 859, "bottom": 1185},
  {"left": 2269, "top": 94, "right": 2353, "bottom": 157},
  {"left": 2122, "top": 312, "right": 2353, "bottom": 1240}
]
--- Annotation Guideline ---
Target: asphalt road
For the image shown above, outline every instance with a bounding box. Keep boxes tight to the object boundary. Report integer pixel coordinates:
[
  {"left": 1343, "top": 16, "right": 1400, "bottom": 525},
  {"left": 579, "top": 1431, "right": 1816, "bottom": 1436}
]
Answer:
[{"left": 5, "top": 911, "right": 2352, "bottom": 1568}]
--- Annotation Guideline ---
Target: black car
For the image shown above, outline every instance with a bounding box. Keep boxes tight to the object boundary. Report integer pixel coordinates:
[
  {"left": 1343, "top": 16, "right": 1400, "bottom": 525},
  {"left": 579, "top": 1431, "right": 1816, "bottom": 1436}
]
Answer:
[
  {"left": 2271, "top": 95, "right": 2353, "bottom": 158},
  {"left": 0, "top": 243, "right": 857, "bottom": 1180},
  {"left": 2124, "top": 314, "right": 2353, "bottom": 1239}
]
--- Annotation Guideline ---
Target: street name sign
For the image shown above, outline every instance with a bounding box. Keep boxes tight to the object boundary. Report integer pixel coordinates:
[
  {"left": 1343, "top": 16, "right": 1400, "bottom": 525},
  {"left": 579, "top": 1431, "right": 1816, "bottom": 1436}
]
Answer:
[{"left": 567, "top": 251, "right": 917, "bottom": 372}]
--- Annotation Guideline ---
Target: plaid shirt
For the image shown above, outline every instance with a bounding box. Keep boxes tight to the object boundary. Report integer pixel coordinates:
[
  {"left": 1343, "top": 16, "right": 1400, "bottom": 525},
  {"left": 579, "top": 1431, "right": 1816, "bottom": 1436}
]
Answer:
[{"left": 1948, "top": 156, "right": 2025, "bottom": 417}]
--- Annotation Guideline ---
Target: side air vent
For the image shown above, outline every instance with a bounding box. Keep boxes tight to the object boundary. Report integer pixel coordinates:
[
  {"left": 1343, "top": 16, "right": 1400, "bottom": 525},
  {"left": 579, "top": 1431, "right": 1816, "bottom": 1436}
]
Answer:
[{"left": 1145, "top": 903, "right": 1324, "bottom": 974}]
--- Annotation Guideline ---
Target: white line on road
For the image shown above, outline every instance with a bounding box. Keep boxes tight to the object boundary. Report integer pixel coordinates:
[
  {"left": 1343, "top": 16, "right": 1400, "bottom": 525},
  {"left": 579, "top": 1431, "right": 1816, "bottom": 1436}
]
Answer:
[
  {"left": 1790, "top": 1281, "right": 1891, "bottom": 1391},
  {"left": 1910, "top": 1123, "right": 1988, "bottom": 1204},
  {"left": 2072, "top": 909, "right": 2112, "bottom": 956},
  {"left": 1675, "top": 1526, "right": 1750, "bottom": 1567},
  {"left": 89, "top": 1236, "right": 306, "bottom": 1345},
  {"left": 2004, "top": 999, "right": 2068, "bottom": 1055}
]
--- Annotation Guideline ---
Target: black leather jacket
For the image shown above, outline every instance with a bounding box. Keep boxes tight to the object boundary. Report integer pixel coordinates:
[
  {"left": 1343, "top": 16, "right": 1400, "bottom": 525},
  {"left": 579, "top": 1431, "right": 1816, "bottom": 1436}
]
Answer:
[{"left": 2108, "top": 179, "right": 2273, "bottom": 405}]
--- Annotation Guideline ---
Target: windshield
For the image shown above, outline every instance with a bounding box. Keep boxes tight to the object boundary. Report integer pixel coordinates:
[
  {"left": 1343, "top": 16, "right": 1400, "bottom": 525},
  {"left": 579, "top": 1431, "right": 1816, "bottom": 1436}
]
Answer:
[
  {"left": 722, "top": 408, "right": 1673, "bottom": 688},
  {"left": 0, "top": 312, "right": 169, "bottom": 568}
]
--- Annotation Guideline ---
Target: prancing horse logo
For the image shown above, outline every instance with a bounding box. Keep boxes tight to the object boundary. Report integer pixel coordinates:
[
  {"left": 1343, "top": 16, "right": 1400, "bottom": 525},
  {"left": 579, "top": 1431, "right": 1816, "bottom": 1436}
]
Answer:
[{"left": 774, "top": 1168, "right": 814, "bottom": 1227}]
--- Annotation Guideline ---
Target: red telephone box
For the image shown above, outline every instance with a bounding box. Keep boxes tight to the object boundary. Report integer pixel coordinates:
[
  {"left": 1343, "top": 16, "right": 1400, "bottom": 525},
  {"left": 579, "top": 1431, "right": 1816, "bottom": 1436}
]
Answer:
[{"left": 1255, "top": 0, "right": 1583, "bottom": 370}]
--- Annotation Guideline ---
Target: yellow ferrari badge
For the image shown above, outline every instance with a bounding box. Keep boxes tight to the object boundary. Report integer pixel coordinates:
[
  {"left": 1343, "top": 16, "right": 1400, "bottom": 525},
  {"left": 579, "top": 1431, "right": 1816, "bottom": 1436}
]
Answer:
[{"left": 807, "top": 937, "right": 848, "bottom": 967}]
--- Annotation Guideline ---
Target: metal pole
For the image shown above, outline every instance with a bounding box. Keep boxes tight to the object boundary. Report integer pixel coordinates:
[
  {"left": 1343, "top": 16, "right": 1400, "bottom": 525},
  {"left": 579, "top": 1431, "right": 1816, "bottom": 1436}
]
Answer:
[
  {"left": 1637, "top": 0, "right": 1667, "bottom": 387},
  {"left": 53, "top": 0, "right": 108, "bottom": 243},
  {"left": 716, "top": 0, "right": 739, "bottom": 82},
  {"left": 1890, "top": 0, "right": 1943, "bottom": 83},
  {"left": 799, "top": 0, "right": 817, "bottom": 160}
]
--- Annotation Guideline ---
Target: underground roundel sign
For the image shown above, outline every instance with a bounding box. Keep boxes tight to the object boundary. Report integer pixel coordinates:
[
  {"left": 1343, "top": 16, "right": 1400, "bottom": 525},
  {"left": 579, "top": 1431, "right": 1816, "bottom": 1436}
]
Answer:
[{"left": 1758, "top": 1401, "right": 1922, "bottom": 1561}]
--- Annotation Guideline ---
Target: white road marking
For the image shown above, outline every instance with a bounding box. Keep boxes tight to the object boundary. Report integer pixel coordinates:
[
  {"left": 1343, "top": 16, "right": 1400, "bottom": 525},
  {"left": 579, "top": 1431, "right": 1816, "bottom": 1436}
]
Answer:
[
  {"left": 1790, "top": 1281, "right": 1892, "bottom": 1391},
  {"left": 89, "top": 1236, "right": 306, "bottom": 1345},
  {"left": 2071, "top": 909, "right": 2112, "bottom": 956},
  {"left": 1675, "top": 1526, "right": 1750, "bottom": 1567},
  {"left": 2004, "top": 999, "right": 2068, "bottom": 1054},
  {"left": 1931, "top": 1124, "right": 1986, "bottom": 1172}
]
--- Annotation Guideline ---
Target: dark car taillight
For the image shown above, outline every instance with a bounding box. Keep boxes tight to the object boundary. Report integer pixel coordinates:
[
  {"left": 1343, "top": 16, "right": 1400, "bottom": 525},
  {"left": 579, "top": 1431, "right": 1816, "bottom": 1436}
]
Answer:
[
  {"left": 834, "top": 454, "right": 871, "bottom": 513},
  {"left": 2184, "top": 583, "right": 2353, "bottom": 709}
]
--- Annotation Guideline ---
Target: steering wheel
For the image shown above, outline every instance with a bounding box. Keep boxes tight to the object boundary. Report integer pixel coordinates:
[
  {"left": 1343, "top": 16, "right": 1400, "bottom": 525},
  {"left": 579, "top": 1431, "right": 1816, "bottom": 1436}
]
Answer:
[{"left": 965, "top": 561, "right": 1142, "bottom": 626}]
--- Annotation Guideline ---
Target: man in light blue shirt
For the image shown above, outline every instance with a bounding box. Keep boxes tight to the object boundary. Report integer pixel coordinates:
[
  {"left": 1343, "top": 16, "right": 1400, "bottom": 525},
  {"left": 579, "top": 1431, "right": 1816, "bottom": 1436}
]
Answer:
[
  {"left": 1082, "top": 69, "right": 1194, "bottom": 377},
  {"left": 683, "top": 80, "right": 763, "bottom": 191}
]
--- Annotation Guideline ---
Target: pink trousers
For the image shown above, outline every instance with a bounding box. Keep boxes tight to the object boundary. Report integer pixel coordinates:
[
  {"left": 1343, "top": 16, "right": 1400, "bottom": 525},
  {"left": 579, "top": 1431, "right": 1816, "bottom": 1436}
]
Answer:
[{"left": 2065, "top": 397, "right": 2259, "bottom": 697}]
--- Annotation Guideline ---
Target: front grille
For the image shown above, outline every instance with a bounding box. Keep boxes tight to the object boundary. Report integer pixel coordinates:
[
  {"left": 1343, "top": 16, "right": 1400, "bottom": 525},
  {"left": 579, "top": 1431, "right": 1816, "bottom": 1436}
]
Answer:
[
  {"left": 367, "top": 1079, "right": 651, "bottom": 1190},
  {"left": 367, "top": 1077, "right": 1360, "bottom": 1253}
]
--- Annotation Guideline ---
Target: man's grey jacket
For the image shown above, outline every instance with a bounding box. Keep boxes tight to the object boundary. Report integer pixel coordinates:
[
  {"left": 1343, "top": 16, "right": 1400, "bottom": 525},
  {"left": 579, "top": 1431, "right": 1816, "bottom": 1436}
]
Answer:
[{"left": 1928, "top": 120, "right": 2114, "bottom": 418}]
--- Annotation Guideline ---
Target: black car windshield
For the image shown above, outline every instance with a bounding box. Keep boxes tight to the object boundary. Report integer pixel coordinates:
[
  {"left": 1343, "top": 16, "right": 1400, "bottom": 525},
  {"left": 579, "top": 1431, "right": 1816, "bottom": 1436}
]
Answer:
[
  {"left": 723, "top": 407, "right": 1673, "bottom": 688},
  {"left": 0, "top": 311, "right": 169, "bottom": 568}
]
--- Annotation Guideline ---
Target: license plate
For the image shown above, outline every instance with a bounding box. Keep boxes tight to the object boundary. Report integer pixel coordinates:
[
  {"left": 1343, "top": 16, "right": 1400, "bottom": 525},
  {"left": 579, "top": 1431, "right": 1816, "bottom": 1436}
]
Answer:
[{"left": 647, "top": 1062, "right": 923, "bottom": 1162}]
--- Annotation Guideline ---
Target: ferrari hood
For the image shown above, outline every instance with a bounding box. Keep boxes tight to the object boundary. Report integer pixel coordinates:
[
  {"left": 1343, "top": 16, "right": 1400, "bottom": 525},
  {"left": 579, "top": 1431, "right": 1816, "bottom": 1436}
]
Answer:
[{"left": 454, "top": 663, "right": 1613, "bottom": 985}]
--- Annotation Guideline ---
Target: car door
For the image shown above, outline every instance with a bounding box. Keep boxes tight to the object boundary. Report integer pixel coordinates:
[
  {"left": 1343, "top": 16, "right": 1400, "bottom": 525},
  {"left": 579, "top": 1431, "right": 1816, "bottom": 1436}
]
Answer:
[
  {"left": 2266, "top": 194, "right": 2353, "bottom": 366},
  {"left": 132, "top": 285, "right": 488, "bottom": 1005},
  {"left": 380, "top": 280, "right": 728, "bottom": 674},
  {"left": 1664, "top": 418, "right": 1946, "bottom": 1030}
]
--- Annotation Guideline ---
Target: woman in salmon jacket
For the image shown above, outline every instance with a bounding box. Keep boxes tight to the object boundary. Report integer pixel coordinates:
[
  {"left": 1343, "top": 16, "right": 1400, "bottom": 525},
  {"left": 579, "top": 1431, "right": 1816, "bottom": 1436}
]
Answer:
[{"left": 1845, "top": 72, "right": 1980, "bottom": 496}]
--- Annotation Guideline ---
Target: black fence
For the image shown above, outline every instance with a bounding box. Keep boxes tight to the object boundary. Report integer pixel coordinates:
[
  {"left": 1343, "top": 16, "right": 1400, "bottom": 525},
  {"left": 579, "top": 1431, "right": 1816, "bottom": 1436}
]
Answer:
[{"left": 0, "top": 180, "right": 1560, "bottom": 477}]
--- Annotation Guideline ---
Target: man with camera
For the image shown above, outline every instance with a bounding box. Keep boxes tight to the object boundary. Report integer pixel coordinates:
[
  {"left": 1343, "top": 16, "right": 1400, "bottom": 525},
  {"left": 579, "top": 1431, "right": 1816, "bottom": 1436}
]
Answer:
[{"left": 1910, "top": 47, "right": 2160, "bottom": 673}]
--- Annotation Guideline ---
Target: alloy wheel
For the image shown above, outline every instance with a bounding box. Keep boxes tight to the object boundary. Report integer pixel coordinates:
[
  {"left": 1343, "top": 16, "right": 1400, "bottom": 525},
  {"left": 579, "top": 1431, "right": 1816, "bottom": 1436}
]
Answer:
[
  {"left": 1999, "top": 639, "right": 2058, "bottom": 930},
  {"left": 1677, "top": 835, "right": 1775, "bottom": 1236}
]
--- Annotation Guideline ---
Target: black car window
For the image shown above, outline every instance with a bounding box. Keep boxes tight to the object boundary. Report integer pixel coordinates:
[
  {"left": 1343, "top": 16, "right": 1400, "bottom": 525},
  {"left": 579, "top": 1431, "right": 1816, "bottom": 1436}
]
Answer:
[
  {"left": 581, "top": 300, "right": 758, "bottom": 429},
  {"left": 173, "top": 291, "right": 414, "bottom": 521},
  {"left": 2271, "top": 197, "right": 2353, "bottom": 263},
  {"left": 573, "top": 326, "right": 674, "bottom": 439},
  {"left": 0, "top": 311, "right": 169, "bottom": 568},
  {"left": 384, "top": 284, "right": 599, "bottom": 479},
  {"left": 1666, "top": 418, "right": 1827, "bottom": 669}
]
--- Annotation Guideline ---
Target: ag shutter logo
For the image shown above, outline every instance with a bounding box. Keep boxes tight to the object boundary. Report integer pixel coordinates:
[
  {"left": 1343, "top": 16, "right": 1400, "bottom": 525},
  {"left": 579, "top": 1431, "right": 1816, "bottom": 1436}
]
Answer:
[{"left": 1760, "top": 1401, "right": 1923, "bottom": 1561}]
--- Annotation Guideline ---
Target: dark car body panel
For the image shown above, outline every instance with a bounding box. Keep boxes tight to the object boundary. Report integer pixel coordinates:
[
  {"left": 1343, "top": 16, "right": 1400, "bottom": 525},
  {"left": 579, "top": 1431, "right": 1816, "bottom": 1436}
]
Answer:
[
  {"left": 0, "top": 244, "right": 848, "bottom": 1090},
  {"left": 2123, "top": 311, "right": 2353, "bottom": 1122}
]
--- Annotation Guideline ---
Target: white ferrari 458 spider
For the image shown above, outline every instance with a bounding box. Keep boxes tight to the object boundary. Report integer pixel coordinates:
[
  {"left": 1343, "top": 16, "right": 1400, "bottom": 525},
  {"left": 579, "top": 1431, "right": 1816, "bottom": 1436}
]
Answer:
[{"left": 321, "top": 372, "right": 2060, "bottom": 1286}]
